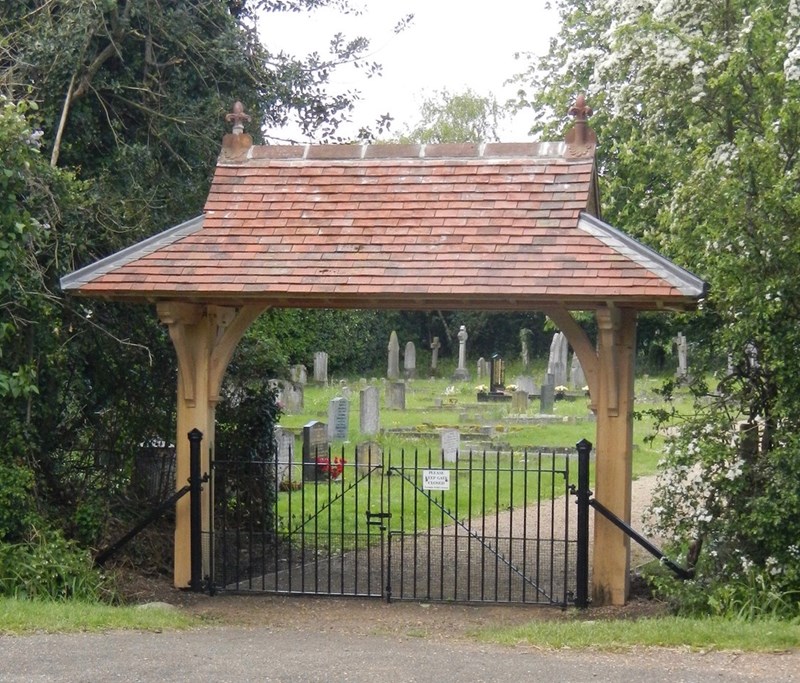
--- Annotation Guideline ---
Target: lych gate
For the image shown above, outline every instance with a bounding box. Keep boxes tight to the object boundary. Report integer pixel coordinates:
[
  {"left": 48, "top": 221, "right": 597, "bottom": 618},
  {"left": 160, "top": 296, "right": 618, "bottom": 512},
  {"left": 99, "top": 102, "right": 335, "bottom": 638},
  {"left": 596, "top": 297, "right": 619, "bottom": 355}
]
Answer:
[{"left": 61, "top": 97, "right": 706, "bottom": 606}]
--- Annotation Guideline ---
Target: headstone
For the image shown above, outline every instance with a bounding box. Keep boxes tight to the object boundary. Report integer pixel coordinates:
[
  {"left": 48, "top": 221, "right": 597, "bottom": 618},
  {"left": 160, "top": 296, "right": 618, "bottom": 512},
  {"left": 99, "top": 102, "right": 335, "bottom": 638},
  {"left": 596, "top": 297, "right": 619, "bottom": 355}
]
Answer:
[
  {"left": 570, "top": 353, "right": 586, "bottom": 389},
  {"left": 386, "top": 381, "right": 406, "bottom": 410},
  {"left": 489, "top": 354, "right": 505, "bottom": 392},
  {"left": 274, "top": 427, "right": 295, "bottom": 485},
  {"left": 286, "top": 382, "right": 304, "bottom": 413},
  {"left": 313, "top": 351, "right": 328, "bottom": 384},
  {"left": 290, "top": 364, "right": 307, "bottom": 385},
  {"left": 511, "top": 389, "right": 528, "bottom": 414},
  {"left": 675, "top": 333, "right": 688, "bottom": 378},
  {"left": 387, "top": 331, "right": 400, "bottom": 380},
  {"left": 430, "top": 336, "right": 441, "bottom": 374},
  {"left": 520, "top": 328, "right": 533, "bottom": 369},
  {"left": 359, "top": 386, "right": 380, "bottom": 436},
  {"left": 327, "top": 397, "right": 350, "bottom": 441},
  {"left": 441, "top": 428, "right": 461, "bottom": 462},
  {"left": 403, "top": 341, "right": 416, "bottom": 379},
  {"left": 453, "top": 325, "right": 470, "bottom": 380},
  {"left": 514, "top": 375, "right": 536, "bottom": 396},
  {"left": 547, "top": 332, "right": 569, "bottom": 387},
  {"left": 540, "top": 382, "right": 555, "bottom": 414},
  {"left": 355, "top": 441, "right": 383, "bottom": 476},
  {"left": 477, "top": 357, "right": 488, "bottom": 380},
  {"left": 302, "top": 420, "right": 329, "bottom": 482}
]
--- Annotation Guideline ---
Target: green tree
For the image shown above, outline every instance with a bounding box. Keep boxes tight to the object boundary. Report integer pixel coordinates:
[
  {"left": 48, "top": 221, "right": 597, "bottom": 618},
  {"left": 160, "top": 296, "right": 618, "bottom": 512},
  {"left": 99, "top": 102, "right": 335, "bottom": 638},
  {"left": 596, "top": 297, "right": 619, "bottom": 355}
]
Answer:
[
  {"left": 400, "top": 88, "right": 503, "bottom": 143},
  {"left": 513, "top": 0, "right": 800, "bottom": 615}
]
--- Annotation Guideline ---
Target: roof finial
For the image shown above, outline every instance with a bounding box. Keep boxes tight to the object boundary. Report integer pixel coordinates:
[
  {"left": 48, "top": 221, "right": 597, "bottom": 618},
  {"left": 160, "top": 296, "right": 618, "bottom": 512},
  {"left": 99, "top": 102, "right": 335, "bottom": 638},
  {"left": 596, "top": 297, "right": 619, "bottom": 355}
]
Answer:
[
  {"left": 226, "top": 101, "right": 251, "bottom": 135},
  {"left": 565, "top": 93, "right": 596, "bottom": 157}
]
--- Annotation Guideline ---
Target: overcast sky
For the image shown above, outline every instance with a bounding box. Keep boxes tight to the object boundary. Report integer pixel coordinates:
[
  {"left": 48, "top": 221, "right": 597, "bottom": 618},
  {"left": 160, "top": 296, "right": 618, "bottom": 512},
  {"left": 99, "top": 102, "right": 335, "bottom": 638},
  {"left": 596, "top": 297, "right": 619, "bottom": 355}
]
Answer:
[{"left": 258, "top": 1, "right": 559, "bottom": 142}]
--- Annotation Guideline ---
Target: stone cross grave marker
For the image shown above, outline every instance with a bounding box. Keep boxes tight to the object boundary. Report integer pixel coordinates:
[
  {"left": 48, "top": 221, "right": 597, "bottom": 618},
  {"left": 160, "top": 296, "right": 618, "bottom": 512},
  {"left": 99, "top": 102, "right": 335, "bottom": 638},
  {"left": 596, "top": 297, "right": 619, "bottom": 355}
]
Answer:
[
  {"left": 359, "top": 386, "right": 380, "bottom": 436},
  {"left": 430, "top": 336, "right": 441, "bottom": 374},
  {"left": 441, "top": 428, "right": 461, "bottom": 462},
  {"left": 327, "top": 396, "right": 350, "bottom": 441},
  {"left": 404, "top": 341, "right": 416, "bottom": 379},
  {"left": 302, "top": 420, "right": 329, "bottom": 482},
  {"left": 387, "top": 331, "right": 400, "bottom": 380},
  {"left": 453, "top": 325, "right": 470, "bottom": 380},
  {"left": 313, "top": 351, "right": 328, "bottom": 384}
]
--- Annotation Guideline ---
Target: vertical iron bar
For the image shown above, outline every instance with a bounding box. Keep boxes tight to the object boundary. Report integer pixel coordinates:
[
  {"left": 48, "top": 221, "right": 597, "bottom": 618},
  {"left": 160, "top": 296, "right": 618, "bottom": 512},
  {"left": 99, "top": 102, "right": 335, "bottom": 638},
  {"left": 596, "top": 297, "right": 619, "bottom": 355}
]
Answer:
[
  {"left": 188, "top": 428, "right": 203, "bottom": 593},
  {"left": 398, "top": 447, "right": 405, "bottom": 599},
  {"left": 563, "top": 450, "right": 571, "bottom": 606},
  {"left": 383, "top": 447, "right": 390, "bottom": 601},
  {"left": 494, "top": 450, "right": 500, "bottom": 601},
  {"left": 522, "top": 449, "right": 529, "bottom": 603},
  {"left": 550, "top": 451, "right": 556, "bottom": 600},
  {"left": 453, "top": 446, "right": 459, "bottom": 601},
  {"left": 413, "top": 448, "right": 419, "bottom": 599},
  {"left": 426, "top": 448, "right": 432, "bottom": 600},
  {"left": 575, "top": 438, "right": 592, "bottom": 609},
  {"left": 439, "top": 446, "right": 445, "bottom": 600},
  {"left": 481, "top": 449, "right": 487, "bottom": 601},
  {"left": 508, "top": 449, "right": 514, "bottom": 602},
  {"left": 467, "top": 449, "right": 473, "bottom": 601},
  {"left": 354, "top": 446, "right": 360, "bottom": 595}
]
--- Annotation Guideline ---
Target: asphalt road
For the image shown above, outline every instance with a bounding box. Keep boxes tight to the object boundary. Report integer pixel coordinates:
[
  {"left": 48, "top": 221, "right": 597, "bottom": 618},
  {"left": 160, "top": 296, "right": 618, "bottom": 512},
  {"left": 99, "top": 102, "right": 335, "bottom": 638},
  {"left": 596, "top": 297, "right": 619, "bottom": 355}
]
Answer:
[{"left": 2, "top": 627, "right": 798, "bottom": 683}]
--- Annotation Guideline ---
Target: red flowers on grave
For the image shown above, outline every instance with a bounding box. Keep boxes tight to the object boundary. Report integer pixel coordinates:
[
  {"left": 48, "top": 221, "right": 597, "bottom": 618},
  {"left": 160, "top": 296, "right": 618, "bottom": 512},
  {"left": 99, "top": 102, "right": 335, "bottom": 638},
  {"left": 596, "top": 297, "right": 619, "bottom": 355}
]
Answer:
[{"left": 316, "top": 455, "right": 345, "bottom": 479}]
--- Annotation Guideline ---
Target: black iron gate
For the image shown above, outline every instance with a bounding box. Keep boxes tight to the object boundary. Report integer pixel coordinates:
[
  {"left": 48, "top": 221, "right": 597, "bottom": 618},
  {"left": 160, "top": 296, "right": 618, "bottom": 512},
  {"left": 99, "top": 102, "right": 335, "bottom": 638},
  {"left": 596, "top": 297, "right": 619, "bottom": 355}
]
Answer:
[{"left": 208, "top": 447, "right": 577, "bottom": 606}]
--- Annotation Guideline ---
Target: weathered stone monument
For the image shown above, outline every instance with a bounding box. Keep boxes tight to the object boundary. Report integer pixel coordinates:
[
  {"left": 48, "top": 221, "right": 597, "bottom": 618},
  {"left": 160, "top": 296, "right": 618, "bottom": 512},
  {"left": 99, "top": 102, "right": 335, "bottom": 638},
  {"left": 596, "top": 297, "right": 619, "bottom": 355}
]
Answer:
[
  {"left": 520, "top": 328, "right": 533, "bottom": 369},
  {"left": 453, "top": 325, "right": 470, "bottom": 380},
  {"left": 430, "top": 336, "right": 441, "bottom": 375},
  {"left": 547, "top": 332, "right": 569, "bottom": 387},
  {"left": 511, "top": 389, "right": 529, "bottom": 414},
  {"left": 386, "top": 381, "right": 406, "bottom": 410},
  {"left": 359, "top": 386, "right": 380, "bottom": 436},
  {"left": 274, "top": 427, "right": 295, "bottom": 485},
  {"left": 570, "top": 352, "right": 586, "bottom": 389},
  {"left": 387, "top": 331, "right": 400, "bottom": 380},
  {"left": 403, "top": 341, "right": 416, "bottom": 379},
  {"left": 675, "top": 332, "right": 688, "bottom": 379},
  {"left": 313, "top": 351, "right": 328, "bottom": 384},
  {"left": 302, "top": 420, "right": 329, "bottom": 481},
  {"left": 269, "top": 379, "right": 303, "bottom": 414},
  {"left": 514, "top": 375, "right": 536, "bottom": 396},
  {"left": 540, "top": 381, "right": 555, "bottom": 414},
  {"left": 440, "top": 428, "right": 461, "bottom": 462},
  {"left": 477, "top": 357, "right": 487, "bottom": 380},
  {"left": 290, "top": 364, "right": 307, "bottom": 385},
  {"left": 355, "top": 441, "right": 383, "bottom": 476},
  {"left": 327, "top": 396, "right": 350, "bottom": 441}
]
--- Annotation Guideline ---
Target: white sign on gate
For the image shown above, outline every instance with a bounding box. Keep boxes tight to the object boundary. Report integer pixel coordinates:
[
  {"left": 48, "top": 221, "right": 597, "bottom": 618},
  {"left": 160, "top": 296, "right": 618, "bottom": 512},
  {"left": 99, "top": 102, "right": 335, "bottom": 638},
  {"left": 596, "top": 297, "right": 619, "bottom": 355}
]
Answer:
[{"left": 422, "top": 469, "right": 451, "bottom": 491}]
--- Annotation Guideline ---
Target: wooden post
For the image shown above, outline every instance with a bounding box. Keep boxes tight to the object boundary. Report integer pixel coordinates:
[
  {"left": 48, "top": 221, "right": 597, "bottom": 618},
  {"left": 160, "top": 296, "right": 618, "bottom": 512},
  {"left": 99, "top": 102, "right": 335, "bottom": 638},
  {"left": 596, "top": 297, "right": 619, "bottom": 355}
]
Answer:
[{"left": 592, "top": 306, "right": 637, "bottom": 605}]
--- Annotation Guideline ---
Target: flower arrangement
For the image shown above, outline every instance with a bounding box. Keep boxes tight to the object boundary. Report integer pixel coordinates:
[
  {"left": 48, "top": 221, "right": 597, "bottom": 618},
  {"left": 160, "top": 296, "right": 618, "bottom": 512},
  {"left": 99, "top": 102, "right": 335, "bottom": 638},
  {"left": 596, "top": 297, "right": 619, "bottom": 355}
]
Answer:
[
  {"left": 316, "top": 455, "right": 345, "bottom": 479},
  {"left": 555, "top": 385, "right": 568, "bottom": 393},
  {"left": 475, "top": 384, "right": 488, "bottom": 393},
  {"left": 505, "top": 384, "right": 518, "bottom": 392}
]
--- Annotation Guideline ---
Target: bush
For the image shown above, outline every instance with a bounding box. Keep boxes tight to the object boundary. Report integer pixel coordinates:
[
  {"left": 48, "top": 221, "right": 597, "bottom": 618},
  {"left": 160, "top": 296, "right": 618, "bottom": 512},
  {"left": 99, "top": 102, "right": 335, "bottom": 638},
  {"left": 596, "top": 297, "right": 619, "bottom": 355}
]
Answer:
[{"left": 0, "top": 527, "right": 113, "bottom": 602}]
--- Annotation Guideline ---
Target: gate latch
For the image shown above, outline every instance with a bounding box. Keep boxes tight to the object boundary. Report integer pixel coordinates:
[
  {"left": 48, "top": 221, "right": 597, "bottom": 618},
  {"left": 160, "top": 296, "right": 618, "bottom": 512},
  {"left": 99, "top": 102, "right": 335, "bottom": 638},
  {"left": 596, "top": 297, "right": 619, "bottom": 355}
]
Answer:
[{"left": 365, "top": 511, "right": 391, "bottom": 529}]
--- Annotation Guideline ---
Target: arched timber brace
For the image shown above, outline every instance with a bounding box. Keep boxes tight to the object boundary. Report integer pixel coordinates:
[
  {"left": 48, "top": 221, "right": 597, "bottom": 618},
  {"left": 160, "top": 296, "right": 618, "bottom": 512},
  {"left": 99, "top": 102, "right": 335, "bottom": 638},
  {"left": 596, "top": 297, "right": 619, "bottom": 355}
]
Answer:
[
  {"left": 545, "top": 306, "right": 637, "bottom": 605},
  {"left": 157, "top": 301, "right": 266, "bottom": 587}
]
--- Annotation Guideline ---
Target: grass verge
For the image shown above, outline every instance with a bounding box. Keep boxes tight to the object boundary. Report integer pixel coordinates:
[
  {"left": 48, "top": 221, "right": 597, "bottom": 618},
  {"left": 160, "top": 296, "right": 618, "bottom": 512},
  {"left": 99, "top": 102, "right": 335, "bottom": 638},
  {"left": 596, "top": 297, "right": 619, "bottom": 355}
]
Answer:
[
  {"left": 474, "top": 615, "right": 800, "bottom": 652},
  {"left": 0, "top": 598, "right": 199, "bottom": 635}
]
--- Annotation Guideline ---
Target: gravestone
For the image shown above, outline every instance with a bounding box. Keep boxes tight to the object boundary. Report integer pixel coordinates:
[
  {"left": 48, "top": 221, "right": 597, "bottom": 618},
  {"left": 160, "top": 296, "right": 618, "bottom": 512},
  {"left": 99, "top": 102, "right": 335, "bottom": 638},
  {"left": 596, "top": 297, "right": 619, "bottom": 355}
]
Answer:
[
  {"left": 355, "top": 441, "right": 383, "bottom": 476},
  {"left": 302, "top": 420, "right": 329, "bottom": 482},
  {"left": 477, "top": 357, "right": 487, "bottom": 380},
  {"left": 570, "top": 353, "right": 586, "bottom": 389},
  {"left": 387, "top": 331, "right": 400, "bottom": 380},
  {"left": 313, "top": 351, "right": 328, "bottom": 384},
  {"left": 511, "top": 389, "right": 528, "bottom": 414},
  {"left": 269, "top": 379, "right": 303, "bottom": 414},
  {"left": 386, "top": 381, "right": 406, "bottom": 410},
  {"left": 547, "top": 332, "right": 569, "bottom": 387},
  {"left": 404, "top": 341, "right": 416, "bottom": 379},
  {"left": 327, "top": 397, "right": 350, "bottom": 441},
  {"left": 489, "top": 354, "right": 505, "bottom": 392},
  {"left": 514, "top": 375, "right": 536, "bottom": 396},
  {"left": 359, "top": 386, "right": 380, "bottom": 436},
  {"left": 274, "top": 427, "right": 295, "bottom": 485},
  {"left": 520, "top": 328, "right": 533, "bottom": 369},
  {"left": 540, "top": 382, "right": 555, "bottom": 414},
  {"left": 290, "top": 364, "right": 307, "bottom": 385},
  {"left": 453, "top": 325, "right": 470, "bottom": 380},
  {"left": 430, "top": 336, "right": 441, "bottom": 374},
  {"left": 441, "top": 428, "right": 461, "bottom": 462},
  {"left": 675, "top": 333, "right": 688, "bottom": 378}
]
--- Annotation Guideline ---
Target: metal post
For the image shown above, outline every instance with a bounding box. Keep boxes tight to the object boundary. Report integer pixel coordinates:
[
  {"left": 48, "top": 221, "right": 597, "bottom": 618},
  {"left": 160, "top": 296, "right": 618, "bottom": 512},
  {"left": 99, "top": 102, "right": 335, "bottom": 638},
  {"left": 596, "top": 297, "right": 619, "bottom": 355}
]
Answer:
[
  {"left": 188, "top": 428, "right": 204, "bottom": 593},
  {"left": 574, "top": 438, "right": 592, "bottom": 609}
]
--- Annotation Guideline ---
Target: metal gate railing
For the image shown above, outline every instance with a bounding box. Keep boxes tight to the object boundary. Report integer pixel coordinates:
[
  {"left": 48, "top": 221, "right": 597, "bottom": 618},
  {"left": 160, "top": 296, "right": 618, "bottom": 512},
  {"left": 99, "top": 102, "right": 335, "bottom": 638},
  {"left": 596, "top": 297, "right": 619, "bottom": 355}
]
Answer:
[{"left": 208, "top": 446, "right": 577, "bottom": 606}]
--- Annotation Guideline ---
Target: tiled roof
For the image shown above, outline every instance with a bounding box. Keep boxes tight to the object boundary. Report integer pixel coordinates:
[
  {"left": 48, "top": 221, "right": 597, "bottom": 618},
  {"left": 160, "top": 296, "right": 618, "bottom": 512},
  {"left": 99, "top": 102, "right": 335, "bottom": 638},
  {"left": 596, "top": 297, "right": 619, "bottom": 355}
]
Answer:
[{"left": 61, "top": 141, "right": 706, "bottom": 311}]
